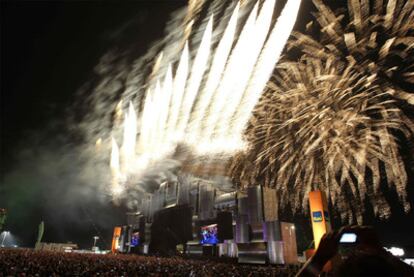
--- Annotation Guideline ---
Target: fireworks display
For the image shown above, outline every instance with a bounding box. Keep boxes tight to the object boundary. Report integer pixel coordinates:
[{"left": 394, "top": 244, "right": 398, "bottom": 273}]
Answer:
[
  {"left": 290, "top": 0, "right": 414, "bottom": 105},
  {"left": 231, "top": 0, "right": 414, "bottom": 222},
  {"left": 80, "top": 0, "right": 414, "bottom": 221},
  {"left": 106, "top": 0, "right": 302, "bottom": 195},
  {"left": 5, "top": 0, "right": 414, "bottom": 256}
]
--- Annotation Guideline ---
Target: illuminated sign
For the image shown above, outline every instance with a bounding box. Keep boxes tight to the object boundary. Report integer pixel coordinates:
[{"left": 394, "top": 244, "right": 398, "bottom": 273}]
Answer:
[
  {"left": 309, "top": 190, "right": 331, "bottom": 249},
  {"left": 312, "top": 211, "right": 323, "bottom": 222},
  {"left": 111, "top": 227, "right": 122, "bottom": 253}
]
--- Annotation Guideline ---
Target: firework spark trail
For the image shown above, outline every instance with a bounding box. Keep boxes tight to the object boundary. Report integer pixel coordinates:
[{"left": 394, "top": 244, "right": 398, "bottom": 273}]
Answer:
[
  {"left": 215, "top": 0, "right": 275, "bottom": 141},
  {"left": 137, "top": 88, "right": 153, "bottom": 153},
  {"left": 149, "top": 81, "right": 162, "bottom": 156},
  {"left": 115, "top": 100, "right": 123, "bottom": 123},
  {"left": 290, "top": 0, "right": 414, "bottom": 105},
  {"left": 187, "top": 2, "right": 240, "bottom": 142},
  {"left": 136, "top": 0, "right": 299, "bottom": 156},
  {"left": 203, "top": 3, "right": 258, "bottom": 143},
  {"left": 159, "top": 65, "right": 173, "bottom": 145},
  {"left": 231, "top": 56, "right": 413, "bottom": 222},
  {"left": 275, "top": 0, "right": 413, "bottom": 217},
  {"left": 231, "top": 0, "right": 302, "bottom": 138},
  {"left": 139, "top": 87, "right": 158, "bottom": 161},
  {"left": 177, "top": 16, "right": 213, "bottom": 140},
  {"left": 108, "top": 0, "right": 302, "bottom": 197},
  {"left": 165, "top": 43, "right": 189, "bottom": 144},
  {"left": 121, "top": 102, "right": 137, "bottom": 173},
  {"left": 149, "top": 52, "right": 164, "bottom": 83},
  {"left": 110, "top": 137, "right": 122, "bottom": 194}
]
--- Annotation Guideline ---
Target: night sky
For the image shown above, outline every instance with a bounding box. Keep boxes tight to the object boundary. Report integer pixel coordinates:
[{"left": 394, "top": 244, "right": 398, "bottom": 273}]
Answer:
[
  {"left": 1, "top": 0, "right": 413, "bottom": 252},
  {"left": 1, "top": 0, "right": 188, "bottom": 249}
]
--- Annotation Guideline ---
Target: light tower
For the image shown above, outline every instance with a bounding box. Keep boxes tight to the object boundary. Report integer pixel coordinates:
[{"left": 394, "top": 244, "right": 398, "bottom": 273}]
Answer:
[
  {"left": 0, "top": 208, "right": 6, "bottom": 233},
  {"left": 1, "top": 231, "right": 10, "bottom": 247},
  {"left": 92, "top": 236, "right": 99, "bottom": 251}
]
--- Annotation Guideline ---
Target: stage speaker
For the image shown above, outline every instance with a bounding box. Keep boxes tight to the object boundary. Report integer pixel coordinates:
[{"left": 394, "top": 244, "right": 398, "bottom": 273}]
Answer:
[
  {"left": 139, "top": 216, "right": 146, "bottom": 243},
  {"left": 169, "top": 205, "right": 193, "bottom": 242},
  {"left": 199, "top": 183, "right": 215, "bottom": 220},
  {"left": 149, "top": 205, "right": 192, "bottom": 255},
  {"left": 217, "top": 211, "right": 233, "bottom": 241}
]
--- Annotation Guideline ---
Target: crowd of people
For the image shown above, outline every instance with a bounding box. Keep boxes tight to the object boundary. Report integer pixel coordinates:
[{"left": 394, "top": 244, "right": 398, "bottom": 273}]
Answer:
[
  {"left": 2, "top": 226, "right": 413, "bottom": 276},
  {"left": 0, "top": 249, "right": 299, "bottom": 276}
]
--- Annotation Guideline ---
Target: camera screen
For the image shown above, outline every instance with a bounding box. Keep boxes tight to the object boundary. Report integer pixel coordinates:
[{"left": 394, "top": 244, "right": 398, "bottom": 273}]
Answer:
[{"left": 339, "top": 232, "right": 357, "bottom": 243}]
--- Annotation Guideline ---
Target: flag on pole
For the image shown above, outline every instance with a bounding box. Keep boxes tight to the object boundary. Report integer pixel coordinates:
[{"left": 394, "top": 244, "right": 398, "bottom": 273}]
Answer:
[{"left": 37, "top": 221, "right": 44, "bottom": 244}]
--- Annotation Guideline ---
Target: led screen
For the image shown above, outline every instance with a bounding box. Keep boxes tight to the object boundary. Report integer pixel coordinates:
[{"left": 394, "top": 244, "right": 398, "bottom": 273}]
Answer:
[
  {"left": 200, "top": 224, "right": 219, "bottom": 245},
  {"left": 130, "top": 232, "right": 140, "bottom": 247}
]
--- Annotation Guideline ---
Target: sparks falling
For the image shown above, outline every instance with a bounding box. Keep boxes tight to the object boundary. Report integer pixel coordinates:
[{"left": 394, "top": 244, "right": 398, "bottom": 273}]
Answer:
[
  {"left": 231, "top": 57, "right": 413, "bottom": 223},
  {"left": 230, "top": 0, "right": 414, "bottom": 222},
  {"left": 110, "top": 137, "right": 123, "bottom": 195},
  {"left": 290, "top": 0, "right": 414, "bottom": 105},
  {"left": 109, "top": 0, "right": 302, "bottom": 195}
]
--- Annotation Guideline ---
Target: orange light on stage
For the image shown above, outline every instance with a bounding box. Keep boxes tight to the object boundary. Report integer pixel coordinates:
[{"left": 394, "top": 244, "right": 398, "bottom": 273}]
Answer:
[
  {"left": 309, "top": 190, "right": 331, "bottom": 249},
  {"left": 111, "top": 227, "right": 122, "bottom": 253}
]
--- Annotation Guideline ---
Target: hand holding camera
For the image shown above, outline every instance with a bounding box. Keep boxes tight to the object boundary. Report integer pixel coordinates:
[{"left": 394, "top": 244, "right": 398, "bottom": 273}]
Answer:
[{"left": 296, "top": 225, "right": 414, "bottom": 277}]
